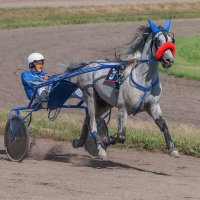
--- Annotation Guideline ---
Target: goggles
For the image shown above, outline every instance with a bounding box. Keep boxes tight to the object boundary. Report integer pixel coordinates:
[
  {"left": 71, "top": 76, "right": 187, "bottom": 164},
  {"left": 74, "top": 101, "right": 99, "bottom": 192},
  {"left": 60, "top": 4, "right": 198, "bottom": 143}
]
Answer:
[
  {"left": 35, "top": 63, "right": 43, "bottom": 68},
  {"left": 34, "top": 60, "right": 44, "bottom": 68}
]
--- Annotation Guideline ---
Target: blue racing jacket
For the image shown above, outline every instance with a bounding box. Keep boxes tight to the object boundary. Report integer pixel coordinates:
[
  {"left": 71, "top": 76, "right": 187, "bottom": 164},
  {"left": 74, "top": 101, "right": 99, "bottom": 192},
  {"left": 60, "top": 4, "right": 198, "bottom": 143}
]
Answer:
[{"left": 21, "top": 70, "right": 47, "bottom": 99}]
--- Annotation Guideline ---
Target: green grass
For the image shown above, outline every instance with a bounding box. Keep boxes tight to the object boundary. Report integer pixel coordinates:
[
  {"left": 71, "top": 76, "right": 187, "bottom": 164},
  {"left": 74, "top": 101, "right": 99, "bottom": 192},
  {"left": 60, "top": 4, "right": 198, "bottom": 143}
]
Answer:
[
  {"left": 125, "top": 130, "right": 200, "bottom": 157},
  {"left": 1, "top": 110, "right": 200, "bottom": 157},
  {"left": 0, "top": 2, "right": 200, "bottom": 29},
  {"left": 160, "top": 35, "right": 200, "bottom": 80}
]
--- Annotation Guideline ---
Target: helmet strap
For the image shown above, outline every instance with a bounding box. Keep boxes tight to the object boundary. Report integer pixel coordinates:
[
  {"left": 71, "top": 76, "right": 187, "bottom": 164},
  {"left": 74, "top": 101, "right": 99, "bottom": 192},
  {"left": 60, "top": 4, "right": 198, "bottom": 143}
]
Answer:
[{"left": 29, "top": 63, "right": 35, "bottom": 69}]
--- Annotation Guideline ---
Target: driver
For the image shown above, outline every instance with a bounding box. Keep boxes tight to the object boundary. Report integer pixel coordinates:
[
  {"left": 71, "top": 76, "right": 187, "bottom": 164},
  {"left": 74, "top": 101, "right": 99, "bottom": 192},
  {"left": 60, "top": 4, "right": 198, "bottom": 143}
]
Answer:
[
  {"left": 21, "top": 52, "right": 49, "bottom": 108},
  {"left": 21, "top": 52, "right": 84, "bottom": 108}
]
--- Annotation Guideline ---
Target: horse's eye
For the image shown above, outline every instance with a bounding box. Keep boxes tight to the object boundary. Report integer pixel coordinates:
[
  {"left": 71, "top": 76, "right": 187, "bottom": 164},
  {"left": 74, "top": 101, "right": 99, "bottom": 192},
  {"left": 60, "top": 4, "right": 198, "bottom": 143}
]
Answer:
[
  {"left": 156, "top": 38, "right": 162, "bottom": 46},
  {"left": 168, "top": 36, "right": 175, "bottom": 44},
  {"left": 168, "top": 32, "right": 175, "bottom": 43}
]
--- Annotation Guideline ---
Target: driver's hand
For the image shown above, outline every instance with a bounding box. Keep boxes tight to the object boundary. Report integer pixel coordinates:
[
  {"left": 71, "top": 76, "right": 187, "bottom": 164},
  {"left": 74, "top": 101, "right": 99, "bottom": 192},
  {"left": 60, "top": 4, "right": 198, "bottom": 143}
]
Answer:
[{"left": 42, "top": 75, "right": 48, "bottom": 80}]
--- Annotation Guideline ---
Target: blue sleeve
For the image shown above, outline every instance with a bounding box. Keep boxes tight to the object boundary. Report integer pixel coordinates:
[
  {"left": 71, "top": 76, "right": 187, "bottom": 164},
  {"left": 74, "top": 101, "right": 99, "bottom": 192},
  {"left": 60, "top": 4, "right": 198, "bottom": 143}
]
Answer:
[
  {"left": 21, "top": 71, "right": 37, "bottom": 99},
  {"left": 43, "top": 71, "right": 48, "bottom": 76},
  {"left": 21, "top": 71, "right": 36, "bottom": 88}
]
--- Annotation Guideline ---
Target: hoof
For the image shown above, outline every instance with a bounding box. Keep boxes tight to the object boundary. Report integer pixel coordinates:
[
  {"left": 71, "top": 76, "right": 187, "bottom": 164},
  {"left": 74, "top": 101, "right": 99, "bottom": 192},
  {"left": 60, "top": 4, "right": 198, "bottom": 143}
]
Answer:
[
  {"left": 169, "top": 147, "right": 180, "bottom": 158},
  {"left": 117, "top": 135, "right": 125, "bottom": 144},
  {"left": 101, "top": 136, "right": 116, "bottom": 146},
  {"left": 72, "top": 139, "right": 80, "bottom": 148},
  {"left": 98, "top": 146, "right": 108, "bottom": 161},
  {"left": 101, "top": 136, "right": 110, "bottom": 146}
]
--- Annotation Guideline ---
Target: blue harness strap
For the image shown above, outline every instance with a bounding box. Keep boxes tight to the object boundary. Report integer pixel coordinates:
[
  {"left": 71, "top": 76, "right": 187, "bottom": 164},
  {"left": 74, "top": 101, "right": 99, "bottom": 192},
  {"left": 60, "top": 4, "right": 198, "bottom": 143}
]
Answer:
[
  {"left": 130, "top": 59, "right": 159, "bottom": 115},
  {"left": 137, "top": 58, "right": 158, "bottom": 64},
  {"left": 130, "top": 67, "right": 159, "bottom": 92}
]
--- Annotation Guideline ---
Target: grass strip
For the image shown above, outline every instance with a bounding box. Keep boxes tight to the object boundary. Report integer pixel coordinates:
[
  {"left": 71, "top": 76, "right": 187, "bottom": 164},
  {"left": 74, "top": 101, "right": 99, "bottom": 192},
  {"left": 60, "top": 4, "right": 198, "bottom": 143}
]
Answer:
[
  {"left": 0, "top": 2, "right": 200, "bottom": 29},
  {"left": 160, "top": 35, "right": 200, "bottom": 80},
  {"left": 0, "top": 110, "right": 200, "bottom": 157}
]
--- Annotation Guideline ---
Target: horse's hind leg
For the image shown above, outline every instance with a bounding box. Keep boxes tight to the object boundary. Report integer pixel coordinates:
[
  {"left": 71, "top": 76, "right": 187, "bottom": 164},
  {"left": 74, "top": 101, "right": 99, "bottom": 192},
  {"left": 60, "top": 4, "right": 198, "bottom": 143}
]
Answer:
[
  {"left": 76, "top": 96, "right": 111, "bottom": 148},
  {"left": 74, "top": 114, "right": 89, "bottom": 148},
  {"left": 147, "top": 103, "right": 179, "bottom": 158},
  {"left": 84, "top": 88, "right": 108, "bottom": 160},
  {"left": 95, "top": 93, "right": 112, "bottom": 118},
  {"left": 73, "top": 100, "right": 111, "bottom": 148}
]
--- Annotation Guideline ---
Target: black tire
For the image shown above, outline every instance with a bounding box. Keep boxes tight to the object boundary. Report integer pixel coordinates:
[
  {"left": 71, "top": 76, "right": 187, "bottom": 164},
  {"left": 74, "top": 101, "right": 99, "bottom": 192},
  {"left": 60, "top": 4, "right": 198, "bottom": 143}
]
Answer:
[
  {"left": 4, "top": 115, "right": 29, "bottom": 162},
  {"left": 84, "top": 118, "right": 108, "bottom": 159}
]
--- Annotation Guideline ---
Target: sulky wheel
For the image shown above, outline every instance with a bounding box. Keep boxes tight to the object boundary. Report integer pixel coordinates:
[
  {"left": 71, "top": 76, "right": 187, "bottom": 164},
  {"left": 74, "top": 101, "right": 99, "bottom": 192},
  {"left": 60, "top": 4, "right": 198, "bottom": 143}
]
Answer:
[
  {"left": 4, "top": 115, "right": 29, "bottom": 162},
  {"left": 84, "top": 118, "right": 108, "bottom": 159}
]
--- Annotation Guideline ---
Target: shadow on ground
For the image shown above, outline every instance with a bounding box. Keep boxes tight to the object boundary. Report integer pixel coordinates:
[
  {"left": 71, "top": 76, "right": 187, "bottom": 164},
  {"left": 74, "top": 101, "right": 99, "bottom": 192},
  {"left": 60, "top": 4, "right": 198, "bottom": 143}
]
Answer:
[{"left": 45, "top": 153, "right": 171, "bottom": 176}]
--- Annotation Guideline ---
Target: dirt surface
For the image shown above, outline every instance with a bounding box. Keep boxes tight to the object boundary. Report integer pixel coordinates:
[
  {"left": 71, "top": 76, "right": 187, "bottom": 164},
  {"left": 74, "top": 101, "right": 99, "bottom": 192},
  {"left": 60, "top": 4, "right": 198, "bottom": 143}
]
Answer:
[
  {"left": 0, "top": 137, "right": 200, "bottom": 200},
  {"left": 0, "top": 0, "right": 200, "bottom": 199}
]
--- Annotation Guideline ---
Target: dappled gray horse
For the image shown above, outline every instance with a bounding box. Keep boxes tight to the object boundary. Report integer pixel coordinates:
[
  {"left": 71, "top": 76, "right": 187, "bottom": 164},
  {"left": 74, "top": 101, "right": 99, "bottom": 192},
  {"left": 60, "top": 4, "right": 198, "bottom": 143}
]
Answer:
[{"left": 69, "top": 19, "right": 179, "bottom": 160}]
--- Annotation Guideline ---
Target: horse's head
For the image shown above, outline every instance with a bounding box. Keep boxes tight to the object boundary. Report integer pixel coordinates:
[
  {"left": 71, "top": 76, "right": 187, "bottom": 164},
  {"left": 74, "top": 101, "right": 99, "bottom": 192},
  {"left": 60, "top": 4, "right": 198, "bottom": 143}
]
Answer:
[{"left": 148, "top": 19, "right": 176, "bottom": 68}]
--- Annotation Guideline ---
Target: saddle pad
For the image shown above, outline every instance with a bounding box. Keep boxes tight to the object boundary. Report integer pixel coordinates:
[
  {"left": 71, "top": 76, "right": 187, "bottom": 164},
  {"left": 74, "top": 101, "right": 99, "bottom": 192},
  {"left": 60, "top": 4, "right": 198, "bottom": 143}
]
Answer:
[{"left": 104, "top": 68, "right": 118, "bottom": 83}]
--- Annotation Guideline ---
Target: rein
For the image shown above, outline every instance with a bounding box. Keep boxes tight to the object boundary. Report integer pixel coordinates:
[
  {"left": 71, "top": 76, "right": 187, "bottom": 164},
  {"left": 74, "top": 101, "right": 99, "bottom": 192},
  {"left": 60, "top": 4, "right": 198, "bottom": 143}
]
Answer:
[{"left": 137, "top": 58, "right": 158, "bottom": 64}]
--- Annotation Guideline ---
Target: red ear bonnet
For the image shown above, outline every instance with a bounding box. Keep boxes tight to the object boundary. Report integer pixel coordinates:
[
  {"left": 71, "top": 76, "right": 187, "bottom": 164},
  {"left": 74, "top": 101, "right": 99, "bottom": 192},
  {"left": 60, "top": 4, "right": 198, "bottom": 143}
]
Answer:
[{"left": 155, "top": 42, "right": 176, "bottom": 60}]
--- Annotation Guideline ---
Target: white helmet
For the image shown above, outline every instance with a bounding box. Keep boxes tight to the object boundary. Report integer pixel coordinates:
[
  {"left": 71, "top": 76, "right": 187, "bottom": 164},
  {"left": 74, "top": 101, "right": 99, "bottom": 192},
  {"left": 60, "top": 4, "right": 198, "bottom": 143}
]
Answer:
[{"left": 28, "top": 53, "right": 44, "bottom": 65}]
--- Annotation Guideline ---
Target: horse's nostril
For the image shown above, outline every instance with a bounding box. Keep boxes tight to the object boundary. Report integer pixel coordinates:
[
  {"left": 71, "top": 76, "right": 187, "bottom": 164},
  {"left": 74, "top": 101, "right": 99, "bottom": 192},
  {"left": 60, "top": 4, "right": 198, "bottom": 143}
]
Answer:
[
  {"left": 162, "top": 58, "right": 174, "bottom": 68},
  {"left": 166, "top": 58, "right": 174, "bottom": 64}
]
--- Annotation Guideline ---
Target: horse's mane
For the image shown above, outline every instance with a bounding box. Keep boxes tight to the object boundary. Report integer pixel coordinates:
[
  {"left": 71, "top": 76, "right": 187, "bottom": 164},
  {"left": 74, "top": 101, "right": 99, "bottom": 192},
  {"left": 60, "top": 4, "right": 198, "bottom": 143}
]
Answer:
[
  {"left": 63, "top": 26, "right": 152, "bottom": 74},
  {"left": 120, "top": 25, "right": 151, "bottom": 60},
  {"left": 63, "top": 61, "right": 88, "bottom": 74}
]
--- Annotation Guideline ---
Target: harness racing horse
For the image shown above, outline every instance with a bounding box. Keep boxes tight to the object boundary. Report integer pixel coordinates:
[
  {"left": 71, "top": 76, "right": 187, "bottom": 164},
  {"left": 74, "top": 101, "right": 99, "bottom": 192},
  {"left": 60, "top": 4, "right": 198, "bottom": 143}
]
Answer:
[{"left": 69, "top": 19, "right": 179, "bottom": 160}]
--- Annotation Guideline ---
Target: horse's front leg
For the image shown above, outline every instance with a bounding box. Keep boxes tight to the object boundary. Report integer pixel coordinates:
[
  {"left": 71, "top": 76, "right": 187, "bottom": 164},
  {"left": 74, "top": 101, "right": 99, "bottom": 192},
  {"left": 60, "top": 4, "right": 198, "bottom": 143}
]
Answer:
[
  {"left": 147, "top": 103, "right": 179, "bottom": 158},
  {"left": 117, "top": 106, "right": 128, "bottom": 144},
  {"left": 84, "top": 88, "right": 108, "bottom": 160}
]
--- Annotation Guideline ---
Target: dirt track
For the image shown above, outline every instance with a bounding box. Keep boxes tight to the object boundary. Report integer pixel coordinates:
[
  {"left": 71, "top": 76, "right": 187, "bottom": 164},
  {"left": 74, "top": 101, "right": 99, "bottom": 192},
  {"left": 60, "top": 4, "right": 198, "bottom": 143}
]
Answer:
[
  {"left": 0, "top": 1, "right": 200, "bottom": 199},
  {"left": 0, "top": 137, "right": 200, "bottom": 200},
  {"left": 0, "top": 0, "right": 199, "bottom": 8}
]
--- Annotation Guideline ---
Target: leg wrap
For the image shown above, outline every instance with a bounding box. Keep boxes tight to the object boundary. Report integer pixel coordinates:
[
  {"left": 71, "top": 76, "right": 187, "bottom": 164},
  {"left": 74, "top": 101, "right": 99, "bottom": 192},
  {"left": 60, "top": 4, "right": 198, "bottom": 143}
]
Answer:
[
  {"left": 91, "top": 131, "right": 97, "bottom": 138},
  {"left": 91, "top": 131, "right": 102, "bottom": 147}
]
